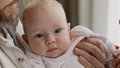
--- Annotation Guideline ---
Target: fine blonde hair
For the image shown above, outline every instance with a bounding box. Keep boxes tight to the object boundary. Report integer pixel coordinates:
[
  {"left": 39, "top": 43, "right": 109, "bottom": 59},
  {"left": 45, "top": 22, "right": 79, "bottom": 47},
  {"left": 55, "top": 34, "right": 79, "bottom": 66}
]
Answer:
[
  {"left": 21, "top": 0, "right": 63, "bottom": 18},
  {"left": 21, "top": 0, "right": 66, "bottom": 33}
]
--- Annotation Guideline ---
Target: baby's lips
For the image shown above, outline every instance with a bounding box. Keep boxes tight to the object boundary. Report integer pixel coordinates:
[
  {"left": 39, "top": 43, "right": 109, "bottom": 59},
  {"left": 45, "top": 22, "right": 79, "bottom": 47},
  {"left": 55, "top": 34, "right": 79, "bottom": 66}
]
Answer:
[{"left": 47, "top": 48, "right": 58, "bottom": 52}]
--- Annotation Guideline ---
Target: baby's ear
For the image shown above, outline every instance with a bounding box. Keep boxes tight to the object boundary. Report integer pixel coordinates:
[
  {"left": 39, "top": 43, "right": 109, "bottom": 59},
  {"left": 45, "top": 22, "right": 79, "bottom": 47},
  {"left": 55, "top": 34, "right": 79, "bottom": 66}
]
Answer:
[
  {"left": 22, "top": 34, "right": 28, "bottom": 44},
  {"left": 67, "top": 23, "right": 71, "bottom": 32}
]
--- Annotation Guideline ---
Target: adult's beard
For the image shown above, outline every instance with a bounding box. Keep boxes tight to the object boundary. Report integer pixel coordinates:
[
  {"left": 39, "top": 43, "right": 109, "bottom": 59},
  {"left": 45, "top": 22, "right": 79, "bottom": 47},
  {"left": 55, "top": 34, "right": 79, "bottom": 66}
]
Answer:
[{"left": 0, "top": 9, "right": 18, "bottom": 31}]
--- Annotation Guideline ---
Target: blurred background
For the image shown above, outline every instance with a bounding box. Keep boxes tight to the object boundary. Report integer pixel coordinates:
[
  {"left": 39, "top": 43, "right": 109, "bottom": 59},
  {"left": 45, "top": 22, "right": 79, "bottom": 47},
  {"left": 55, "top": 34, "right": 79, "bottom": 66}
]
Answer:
[{"left": 57, "top": 0, "right": 120, "bottom": 45}]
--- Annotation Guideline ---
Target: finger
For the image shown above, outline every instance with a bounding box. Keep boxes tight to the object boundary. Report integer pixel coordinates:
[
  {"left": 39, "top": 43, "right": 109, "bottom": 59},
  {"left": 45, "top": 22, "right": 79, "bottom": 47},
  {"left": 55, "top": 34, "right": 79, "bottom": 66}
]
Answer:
[
  {"left": 117, "top": 65, "right": 120, "bottom": 68},
  {"left": 74, "top": 48, "right": 105, "bottom": 68},
  {"left": 82, "top": 37, "right": 106, "bottom": 55},
  {"left": 76, "top": 41, "right": 106, "bottom": 65},
  {"left": 78, "top": 56, "right": 95, "bottom": 68},
  {"left": 113, "top": 50, "right": 120, "bottom": 58},
  {"left": 112, "top": 56, "right": 120, "bottom": 68}
]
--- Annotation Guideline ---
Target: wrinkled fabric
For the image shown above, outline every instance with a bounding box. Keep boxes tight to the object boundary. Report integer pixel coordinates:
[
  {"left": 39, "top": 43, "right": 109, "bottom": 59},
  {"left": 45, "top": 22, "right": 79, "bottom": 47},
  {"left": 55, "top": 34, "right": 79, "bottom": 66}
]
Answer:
[{"left": 0, "top": 28, "right": 31, "bottom": 68}]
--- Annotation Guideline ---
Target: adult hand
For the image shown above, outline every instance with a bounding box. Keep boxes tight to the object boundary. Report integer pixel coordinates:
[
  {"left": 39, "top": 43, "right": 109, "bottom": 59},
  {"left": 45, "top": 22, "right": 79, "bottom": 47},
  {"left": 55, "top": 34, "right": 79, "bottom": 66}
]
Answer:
[
  {"left": 112, "top": 46, "right": 120, "bottom": 68},
  {"left": 74, "top": 37, "right": 106, "bottom": 68}
]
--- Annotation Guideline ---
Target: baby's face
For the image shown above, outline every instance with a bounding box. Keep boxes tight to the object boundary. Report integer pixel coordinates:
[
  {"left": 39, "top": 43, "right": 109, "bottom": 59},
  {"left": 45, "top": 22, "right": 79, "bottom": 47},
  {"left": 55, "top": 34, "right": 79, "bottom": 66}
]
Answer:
[{"left": 23, "top": 6, "right": 71, "bottom": 58}]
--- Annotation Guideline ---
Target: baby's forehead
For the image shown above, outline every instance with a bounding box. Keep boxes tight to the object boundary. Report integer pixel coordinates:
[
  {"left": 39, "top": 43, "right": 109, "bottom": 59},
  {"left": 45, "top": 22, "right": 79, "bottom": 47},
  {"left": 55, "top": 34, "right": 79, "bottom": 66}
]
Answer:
[
  {"left": 23, "top": 0, "right": 63, "bottom": 13},
  {"left": 22, "top": 3, "right": 64, "bottom": 20},
  {"left": 22, "top": 0, "right": 66, "bottom": 23}
]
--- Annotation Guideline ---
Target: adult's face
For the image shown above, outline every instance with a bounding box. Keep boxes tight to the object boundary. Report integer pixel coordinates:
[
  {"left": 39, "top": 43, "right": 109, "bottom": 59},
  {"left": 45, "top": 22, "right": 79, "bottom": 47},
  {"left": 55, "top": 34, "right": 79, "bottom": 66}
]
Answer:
[
  {"left": 0, "top": 0, "right": 19, "bottom": 18},
  {"left": 0, "top": 0, "right": 19, "bottom": 29},
  {"left": 0, "top": 0, "right": 13, "bottom": 9}
]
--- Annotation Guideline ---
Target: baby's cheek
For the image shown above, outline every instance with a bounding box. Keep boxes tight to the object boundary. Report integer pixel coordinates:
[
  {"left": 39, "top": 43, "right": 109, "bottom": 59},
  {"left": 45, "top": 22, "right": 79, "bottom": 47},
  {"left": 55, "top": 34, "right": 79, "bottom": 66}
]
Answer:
[
  {"left": 61, "top": 40, "right": 70, "bottom": 51},
  {"left": 31, "top": 47, "right": 46, "bottom": 56}
]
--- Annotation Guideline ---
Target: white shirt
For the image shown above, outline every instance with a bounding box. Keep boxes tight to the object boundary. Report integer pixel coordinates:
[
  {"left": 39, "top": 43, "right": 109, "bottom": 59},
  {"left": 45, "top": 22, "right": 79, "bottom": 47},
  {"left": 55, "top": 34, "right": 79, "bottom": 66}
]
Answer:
[
  {"left": 0, "top": 28, "right": 31, "bottom": 68},
  {"left": 16, "top": 19, "right": 24, "bottom": 36}
]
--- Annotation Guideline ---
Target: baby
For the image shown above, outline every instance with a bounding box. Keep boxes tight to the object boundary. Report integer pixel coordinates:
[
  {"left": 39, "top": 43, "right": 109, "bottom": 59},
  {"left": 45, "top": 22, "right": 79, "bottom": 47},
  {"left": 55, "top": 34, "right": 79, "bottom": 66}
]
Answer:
[{"left": 21, "top": 0, "right": 116, "bottom": 68}]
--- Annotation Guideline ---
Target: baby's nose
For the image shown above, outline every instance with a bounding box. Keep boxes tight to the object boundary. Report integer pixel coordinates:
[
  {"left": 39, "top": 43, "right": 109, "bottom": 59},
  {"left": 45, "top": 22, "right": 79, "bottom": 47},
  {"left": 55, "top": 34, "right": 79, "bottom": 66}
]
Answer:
[{"left": 46, "top": 35, "right": 56, "bottom": 45}]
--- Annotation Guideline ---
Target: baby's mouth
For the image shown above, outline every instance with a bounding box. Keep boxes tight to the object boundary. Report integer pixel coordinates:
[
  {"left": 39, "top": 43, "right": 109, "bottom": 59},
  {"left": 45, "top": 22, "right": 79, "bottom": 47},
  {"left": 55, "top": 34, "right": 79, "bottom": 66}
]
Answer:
[{"left": 47, "top": 48, "right": 58, "bottom": 52}]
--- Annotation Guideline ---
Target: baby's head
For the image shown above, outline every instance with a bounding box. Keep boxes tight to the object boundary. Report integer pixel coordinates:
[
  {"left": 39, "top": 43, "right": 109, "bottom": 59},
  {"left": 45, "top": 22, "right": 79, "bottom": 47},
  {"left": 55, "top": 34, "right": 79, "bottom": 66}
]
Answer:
[{"left": 22, "top": 0, "right": 71, "bottom": 58}]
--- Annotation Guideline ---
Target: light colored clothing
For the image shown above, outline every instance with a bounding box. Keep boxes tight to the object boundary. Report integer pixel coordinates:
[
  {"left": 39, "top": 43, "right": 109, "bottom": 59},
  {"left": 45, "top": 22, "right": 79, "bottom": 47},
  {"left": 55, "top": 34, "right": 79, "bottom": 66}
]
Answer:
[
  {"left": 0, "top": 27, "right": 31, "bottom": 68},
  {"left": 26, "top": 25, "right": 115, "bottom": 68},
  {"left": 16, "top": 19, "right": 24, "bottom": 36},
  {"left": 26, "top": 51, "right": 45, "bottom": 68}
]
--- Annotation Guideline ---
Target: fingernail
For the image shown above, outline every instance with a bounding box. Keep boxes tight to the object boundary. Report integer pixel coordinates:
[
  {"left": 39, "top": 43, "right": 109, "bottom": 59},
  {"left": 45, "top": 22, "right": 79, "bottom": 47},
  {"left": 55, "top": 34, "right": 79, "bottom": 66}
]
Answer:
[{"left": 113, "top": 52, "right": 118, "bottom": 57}]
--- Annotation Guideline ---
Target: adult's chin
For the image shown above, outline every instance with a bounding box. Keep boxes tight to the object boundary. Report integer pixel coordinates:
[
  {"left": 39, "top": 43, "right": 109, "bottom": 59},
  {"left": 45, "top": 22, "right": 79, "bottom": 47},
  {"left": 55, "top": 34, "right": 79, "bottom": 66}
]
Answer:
[{"left": 0, "top": 10, "right": 18, "bottom": 30}]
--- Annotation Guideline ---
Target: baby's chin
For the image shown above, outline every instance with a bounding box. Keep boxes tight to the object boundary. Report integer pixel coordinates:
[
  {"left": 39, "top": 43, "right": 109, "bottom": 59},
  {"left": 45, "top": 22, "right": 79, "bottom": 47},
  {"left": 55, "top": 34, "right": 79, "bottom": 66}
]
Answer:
[{"left": 45, "top": 49, "right": 67, "bottom": 58}]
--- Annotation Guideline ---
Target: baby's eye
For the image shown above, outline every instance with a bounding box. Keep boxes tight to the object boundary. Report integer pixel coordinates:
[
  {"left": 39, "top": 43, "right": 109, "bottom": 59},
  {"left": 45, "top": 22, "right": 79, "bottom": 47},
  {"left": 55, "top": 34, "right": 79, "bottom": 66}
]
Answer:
[
  {"left": 35, "top": 33, "right": 44, "bottom": 38},
  {"left": 55, "top": 28, "right": 62, "bottom": 33}
]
